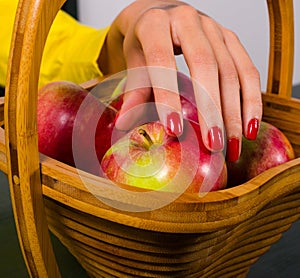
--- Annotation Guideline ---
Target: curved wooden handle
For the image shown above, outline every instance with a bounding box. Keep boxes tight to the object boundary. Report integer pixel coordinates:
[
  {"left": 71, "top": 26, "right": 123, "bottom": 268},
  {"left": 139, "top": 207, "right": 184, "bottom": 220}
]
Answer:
[
  {"left": 266, "top": 0, "right": 294, "bottom": 97},
  {"left": 4, "top": 0, "right": 66, "bottom": 277}
]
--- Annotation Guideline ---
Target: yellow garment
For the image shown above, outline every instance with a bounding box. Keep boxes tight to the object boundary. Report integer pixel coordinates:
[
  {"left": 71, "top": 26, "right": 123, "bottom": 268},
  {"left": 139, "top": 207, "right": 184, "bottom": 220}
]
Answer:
[{"left": 0, "top": 0, "right": 109, "bottom": 88}]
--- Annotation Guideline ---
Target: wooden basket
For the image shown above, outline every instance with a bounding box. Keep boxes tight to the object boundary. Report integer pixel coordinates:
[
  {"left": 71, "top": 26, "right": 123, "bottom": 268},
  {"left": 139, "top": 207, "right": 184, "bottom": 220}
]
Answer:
[{"left": 0, "top": 0, "right": 299, "bottom": 277}]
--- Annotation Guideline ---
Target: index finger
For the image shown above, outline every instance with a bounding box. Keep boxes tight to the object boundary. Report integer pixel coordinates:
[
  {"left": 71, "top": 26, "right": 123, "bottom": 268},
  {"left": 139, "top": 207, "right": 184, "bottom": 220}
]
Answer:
[{"left": 134, "top": 8, "right": 183, "bottom": 136}]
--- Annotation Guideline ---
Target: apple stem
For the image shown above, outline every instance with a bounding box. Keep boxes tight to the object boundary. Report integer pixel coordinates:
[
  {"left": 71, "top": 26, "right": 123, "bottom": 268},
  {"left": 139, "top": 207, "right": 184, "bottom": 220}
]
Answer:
[{"left": 138, "top": 128, "right": 154, "bottom": 147}]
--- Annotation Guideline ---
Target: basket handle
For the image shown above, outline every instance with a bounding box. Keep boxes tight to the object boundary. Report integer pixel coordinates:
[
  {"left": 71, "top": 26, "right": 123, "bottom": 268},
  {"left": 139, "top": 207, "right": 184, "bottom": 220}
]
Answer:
[
  {"left": 266, "top": 0, "right": 294, "bottom": 97},
  {"left": 4, "top": 0, "right": 66, "bottom": 277}
]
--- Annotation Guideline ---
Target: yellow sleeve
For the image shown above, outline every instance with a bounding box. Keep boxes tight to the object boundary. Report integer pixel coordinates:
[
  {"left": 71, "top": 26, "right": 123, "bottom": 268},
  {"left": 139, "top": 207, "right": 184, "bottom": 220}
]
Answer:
[
  {"left": 0, "top": 0, "right": 17, "bottom": 88},
  {"left": 41, "top": 12, "right": 110, "bottom": 88},
  {"left": 0, "top": 0, "right": 110, "bottom": 88}
]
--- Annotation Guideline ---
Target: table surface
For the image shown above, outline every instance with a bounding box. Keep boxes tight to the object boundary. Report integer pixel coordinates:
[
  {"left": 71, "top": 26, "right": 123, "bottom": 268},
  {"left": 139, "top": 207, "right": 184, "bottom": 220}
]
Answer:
[{"left": 1, "top": 85, "right": 300, "bottom": 277}]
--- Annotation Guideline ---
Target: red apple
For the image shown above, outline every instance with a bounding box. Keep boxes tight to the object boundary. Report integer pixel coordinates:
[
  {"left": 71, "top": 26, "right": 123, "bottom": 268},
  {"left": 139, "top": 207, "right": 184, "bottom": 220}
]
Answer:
[
  {"left": 37, "top": 81, "right": 119, "bottom": 175},
  {"left": 177, "top": 71, "right": 199, "bottom": 123},
  {"left": 226, "top": 121, "right": 295, "bottom": 187},
  {"left": 101, "top": 120, "right": 227, "bottom": 193},
  {"left": 110, "top": 94, "right": 124, "bottom": 111}
]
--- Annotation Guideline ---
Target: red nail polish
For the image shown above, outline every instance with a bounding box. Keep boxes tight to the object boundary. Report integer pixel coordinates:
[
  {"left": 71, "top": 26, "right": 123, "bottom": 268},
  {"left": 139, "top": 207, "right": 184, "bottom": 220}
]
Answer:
[
  {"left": 247, "top": 118, "right": 259, "bottom": 140},
  {"left": 226, "top": 137, "right": 240, "bottom": 162},
  {"left": 166, "top": 112, "right": 182, "bottom": 136},
  {"left": 208, "top": 126, "right": 223, "bottom": 151}
]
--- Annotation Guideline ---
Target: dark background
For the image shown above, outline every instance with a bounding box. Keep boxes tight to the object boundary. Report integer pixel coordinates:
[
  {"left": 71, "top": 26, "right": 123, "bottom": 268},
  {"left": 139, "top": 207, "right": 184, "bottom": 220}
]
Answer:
[{"left": 0, "top": 1, "right": 299, "bottom": 277}]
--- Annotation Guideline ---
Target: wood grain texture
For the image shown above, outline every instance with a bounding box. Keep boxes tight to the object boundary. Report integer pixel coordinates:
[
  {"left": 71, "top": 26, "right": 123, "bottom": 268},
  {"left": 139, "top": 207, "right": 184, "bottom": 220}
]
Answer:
[
  {"left": 266, "top": 0, "right": 294, "bottom": 97},
  {"left": 4, "top": 0, "right": 66, "bottom": 277},
  {"left": 0, "top": 0, "right": 299, "bottom": 277}
]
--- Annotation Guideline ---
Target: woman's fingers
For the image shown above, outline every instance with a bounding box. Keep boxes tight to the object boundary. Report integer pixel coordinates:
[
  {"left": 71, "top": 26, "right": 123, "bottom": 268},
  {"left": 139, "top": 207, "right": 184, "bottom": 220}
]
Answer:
[
  {"left": 221, "top": 26, "right": 262, "bottom": 140},
  {"left": 199, "top": 16, "right": 243, "bottom": 161},
  {"left": 114, "top": 67, "right": 153, "bottom": 131},
  {"left": 116, "top": 8, "right": 183, "bottom": 136},
  {"left": 172, "top": 6, "right": 224, "bottom": 152},
  {"left": 110, "top": 1, "right": 263, "bottom": 162}
]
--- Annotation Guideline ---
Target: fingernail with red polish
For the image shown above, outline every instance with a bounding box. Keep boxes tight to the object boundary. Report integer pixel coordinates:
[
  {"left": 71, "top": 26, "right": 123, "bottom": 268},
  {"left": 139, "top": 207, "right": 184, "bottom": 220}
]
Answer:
[
  {"left": 208, "top": 126, "right": 223, "bottom": 151},
  {"left": 226, "top": 137, "right": 240, "bottom": 162},
  {"left": 166, "top": 112, "right": 182, "bottom": 136},
  {"left": 247, "top": 118, "right": 259, "bottom": 140}
]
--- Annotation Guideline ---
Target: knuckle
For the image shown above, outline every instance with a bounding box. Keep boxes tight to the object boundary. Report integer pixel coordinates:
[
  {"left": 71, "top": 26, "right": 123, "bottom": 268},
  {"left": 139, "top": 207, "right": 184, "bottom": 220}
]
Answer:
[
  {"left": 135, "top": 9, "right": 167, "bottom": 34},
  {"left": 223, "top": 28, "right": 240, "bottom": 42},
  {"left": 243, "top": 89, "right": 263, "bottom": 114},
  {"left": 245, "top": 65, "right": 260, "bottom": 81},
  {"left": 225, "top": 114, "right": 242, "bottom": 127},
  {"left": 225, "top": 116, "right": 243, "bottom": 135},
  {"left": 221, "top": 64, "right": 239, "bottom": 84},
  {"left": 243, "top": 91, "right": 262, "bottom": 106},
  {"left": 252, "top": 94, "right": 263, "bottom": 109},
  {"left": 141, "top": 8, "right": 168, "bottom": 23},
  {"left": 201, "top": 15, "right": 218, "bottom": 28},
  {"left": 190, "top": 50, "right": 217, "bottom": 71},
  {"left": 175, "top": 4, "right": 199, "bottom": 17}
]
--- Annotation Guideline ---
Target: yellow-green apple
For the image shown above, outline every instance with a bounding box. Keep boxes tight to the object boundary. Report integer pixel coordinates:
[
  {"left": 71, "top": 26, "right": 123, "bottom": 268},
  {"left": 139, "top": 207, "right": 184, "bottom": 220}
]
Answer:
[
  {"left": 101, "top": 120, "right": 227, "bottom": 193},
  {"left": 37, "top": 81, "right": 118, "bottom": 175},
  {"left": 226, "top": 121, "right": 295, "bottom": 187}
]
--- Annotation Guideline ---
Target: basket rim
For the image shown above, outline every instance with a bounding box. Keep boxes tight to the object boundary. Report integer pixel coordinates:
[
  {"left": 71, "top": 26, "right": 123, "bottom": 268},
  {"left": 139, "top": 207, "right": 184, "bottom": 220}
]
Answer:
[{"left": 38, "top": 149, "right": 300, "bottom": 233}]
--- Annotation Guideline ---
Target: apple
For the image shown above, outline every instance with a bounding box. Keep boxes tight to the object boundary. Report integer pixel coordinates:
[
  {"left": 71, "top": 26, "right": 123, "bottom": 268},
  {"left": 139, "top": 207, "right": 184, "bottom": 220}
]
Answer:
[
  {"left": 110, "top": 95, "right": 123, "bottom": 111},
  {"left": 226, "top": 121, "right": 295, "bottom": 187},
  {"left": 177, "top": 71, "right": 199, "bottom": 123},
  {"left": 37, "top": 81, "right": 119, "bottom": 175},
  {"left": 101, "top": 120, "right": 227, "bottom": 193}
]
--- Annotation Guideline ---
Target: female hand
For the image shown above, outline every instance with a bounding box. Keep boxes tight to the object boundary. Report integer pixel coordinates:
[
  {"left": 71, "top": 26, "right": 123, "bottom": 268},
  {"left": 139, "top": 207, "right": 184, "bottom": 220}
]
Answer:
[{"left": 98, "top": 0, "right": 262, "bottom": 162}]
